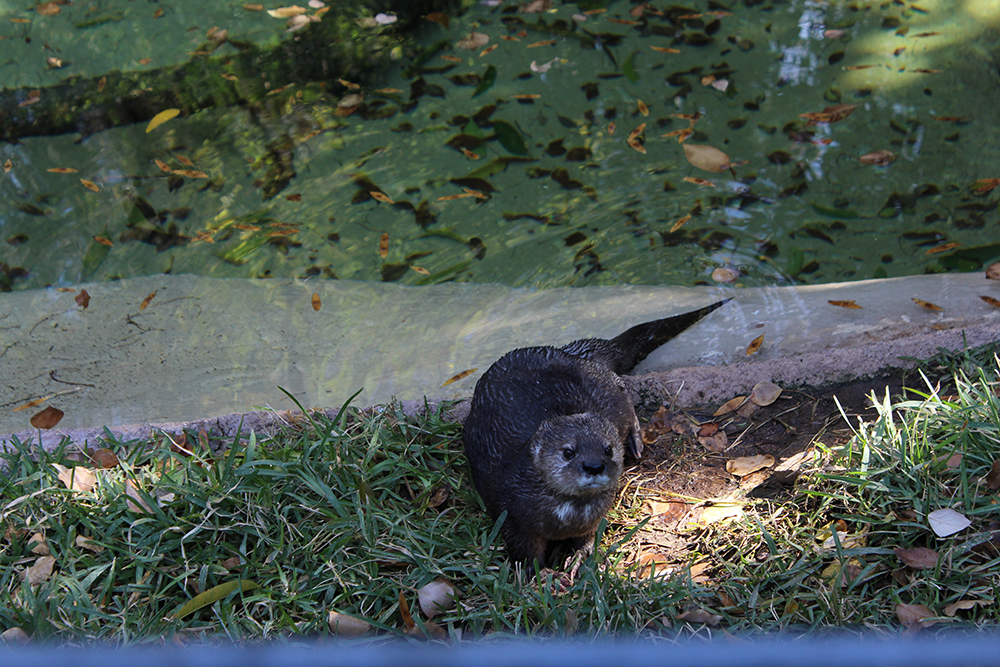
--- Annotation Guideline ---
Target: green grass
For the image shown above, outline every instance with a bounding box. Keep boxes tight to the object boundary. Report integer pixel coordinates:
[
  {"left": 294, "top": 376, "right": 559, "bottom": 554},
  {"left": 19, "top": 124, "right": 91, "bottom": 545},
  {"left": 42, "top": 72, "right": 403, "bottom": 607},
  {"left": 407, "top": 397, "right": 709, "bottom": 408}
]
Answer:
[{"left": 2, "top": 348, "right": 1000, "bottom": 644}]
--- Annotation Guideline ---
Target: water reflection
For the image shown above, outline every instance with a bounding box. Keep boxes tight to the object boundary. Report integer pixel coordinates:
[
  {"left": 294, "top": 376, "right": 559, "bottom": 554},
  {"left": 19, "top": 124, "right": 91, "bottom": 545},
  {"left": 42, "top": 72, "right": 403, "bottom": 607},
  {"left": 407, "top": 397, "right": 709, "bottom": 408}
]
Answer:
[{"left": 1, "top": 0, "right": 998, "bottom": 292}]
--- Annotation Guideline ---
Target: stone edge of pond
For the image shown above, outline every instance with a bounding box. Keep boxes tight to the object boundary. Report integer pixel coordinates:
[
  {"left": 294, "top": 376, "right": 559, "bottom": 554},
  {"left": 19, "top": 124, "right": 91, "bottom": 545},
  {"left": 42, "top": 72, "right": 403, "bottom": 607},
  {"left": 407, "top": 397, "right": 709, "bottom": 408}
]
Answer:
[{"left": 4, "top": 318, "right": 996, "bottom": 456}]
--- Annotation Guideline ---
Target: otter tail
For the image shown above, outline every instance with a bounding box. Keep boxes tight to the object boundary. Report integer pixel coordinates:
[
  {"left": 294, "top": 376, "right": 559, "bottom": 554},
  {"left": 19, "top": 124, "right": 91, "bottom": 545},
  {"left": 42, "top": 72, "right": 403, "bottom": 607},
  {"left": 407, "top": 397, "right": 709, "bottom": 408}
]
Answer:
[{"left": 559, "top": 299, "right": 731, "bottom": 374}]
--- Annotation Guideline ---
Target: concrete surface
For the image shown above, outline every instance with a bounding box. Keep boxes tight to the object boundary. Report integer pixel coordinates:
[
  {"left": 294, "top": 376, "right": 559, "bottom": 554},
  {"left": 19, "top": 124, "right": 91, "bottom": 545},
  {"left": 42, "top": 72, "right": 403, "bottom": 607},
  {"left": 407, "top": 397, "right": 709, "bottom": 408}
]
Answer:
[{"left": 1, "top": 272, "right": 998, "bottom": 451}]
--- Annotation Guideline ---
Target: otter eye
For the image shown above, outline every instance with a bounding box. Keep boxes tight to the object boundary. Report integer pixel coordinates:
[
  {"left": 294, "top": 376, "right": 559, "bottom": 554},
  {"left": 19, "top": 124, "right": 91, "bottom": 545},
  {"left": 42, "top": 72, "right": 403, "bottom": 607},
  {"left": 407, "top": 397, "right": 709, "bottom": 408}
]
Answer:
[
  {"left": 562, "top": 447, "right": 576, "bottom": 461},
  {"left": 604, "top": 445, "right": 613, "bottom": 457}
]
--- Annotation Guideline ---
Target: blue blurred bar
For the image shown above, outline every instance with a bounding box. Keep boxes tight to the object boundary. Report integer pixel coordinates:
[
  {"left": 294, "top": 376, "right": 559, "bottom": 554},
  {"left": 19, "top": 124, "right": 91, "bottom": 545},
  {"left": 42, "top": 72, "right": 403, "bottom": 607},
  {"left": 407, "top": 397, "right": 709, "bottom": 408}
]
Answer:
[{"left": 2, "top": 637, "right": 1000, "bottom": 667}]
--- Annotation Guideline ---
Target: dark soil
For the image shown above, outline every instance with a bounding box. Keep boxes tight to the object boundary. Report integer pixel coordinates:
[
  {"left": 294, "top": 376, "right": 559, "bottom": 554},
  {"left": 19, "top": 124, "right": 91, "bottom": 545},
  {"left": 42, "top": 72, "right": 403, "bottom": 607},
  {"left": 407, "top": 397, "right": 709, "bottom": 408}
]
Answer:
[{"left": 623, "top": 374, "right": 913, "bottom": 570}]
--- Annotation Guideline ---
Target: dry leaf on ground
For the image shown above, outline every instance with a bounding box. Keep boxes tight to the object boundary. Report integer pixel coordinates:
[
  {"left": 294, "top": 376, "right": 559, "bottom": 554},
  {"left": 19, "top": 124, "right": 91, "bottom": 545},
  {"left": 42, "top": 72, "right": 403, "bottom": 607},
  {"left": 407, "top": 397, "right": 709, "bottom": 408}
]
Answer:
[
  {"left": 894, "top": 546, "right": 938, "bottom": 569},
  {"left": 328, "top": 611, "right": 370, "bottom": 636},
  {"left": 418, "top": 578, "right": 459, "bottom": 618},
  {"left": 928, "top": 508, "right": 971, "bottom": 537}
]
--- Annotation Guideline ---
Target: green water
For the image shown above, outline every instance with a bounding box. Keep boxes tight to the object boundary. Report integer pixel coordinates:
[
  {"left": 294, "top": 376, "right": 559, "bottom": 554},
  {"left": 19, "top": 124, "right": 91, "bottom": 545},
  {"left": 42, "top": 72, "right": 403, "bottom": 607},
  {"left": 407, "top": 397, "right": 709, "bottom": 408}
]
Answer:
[{"left": 2, "top": 0, "right": 999, "bottom": 292}]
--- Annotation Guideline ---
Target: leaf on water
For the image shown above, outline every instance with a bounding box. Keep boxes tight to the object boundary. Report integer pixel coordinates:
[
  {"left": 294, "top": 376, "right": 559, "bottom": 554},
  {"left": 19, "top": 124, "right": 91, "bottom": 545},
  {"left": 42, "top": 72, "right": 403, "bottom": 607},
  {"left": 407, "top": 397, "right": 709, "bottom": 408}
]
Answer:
[
  {"left": 30, "top": 406, "right": 64, "bottom": 429},
  {"left": 662, "top": 127, "right": 693, "bottom": 142},
  {"left": 424, "top": 12, "right": 450, "bottom": 29},
  {"left": 442, "top": 368, "right": 477, "bottom": 387},
  {"left": 608, "top": 121, "right": 615, "bottom": 135},
  {"left": 75, "top": 288, "right": 91, "bottom": 308},
  {"left": 154, "top": 159, "right": 172, "bottom": 173},
  {"left": 267, "top": 6, "right": 307, "bottom": 18},
  {"left": 3, "top": 159, "right": 11, "bottom": 173},
  {"left": 338, "top": 78, "right": 360, "bottom": 90},
  {"left": 493, "top": 120, "right": 528, "bottom": 155},
  {"left": 172, "top": 169, "right": 209, "bottom": 178},
  {"left": 749, "top": 381, "right": 782, "bottom": 406},
  {"left": 174, "top": 580, "right": 260, "bottom": 619},
  {"left": 669, "top": 214, "right": 690, "bottom": 233},
  {"left": 174, "top": 154, "right": 194, "bottom": 167},
  {"left": 650, "top": 46, "right": 681, "bottom": 53},
  {"left": 370, "top": 191, "right": 394, "bottom": 204},
  {"left": 527, "top": 40, "right": 556, "bottom": 48},
  {"left": 480, "top": 44, "right": 498, "bottom": 57},
  {"left": 311, "top": 293, "right": 321, "bottom": 311},
  {"left": 928, "top": 508, "right": 971, "bottom": 537},
  {"left": 714, "top": 396, "right": 747, "bottom": 416},
  {"left": 711, "top": 267, "right": 738, "bottom": 283},
  {"left": 746, "top": 333, "right": 764, "bottom": 356},
  {"left": 683, "top": 143, "right": 730, "bottom": 172},
  {"left": 457, "top": 31, "right": 489, "bottom": 50},
  {"left": 711, "top": 79, "right": 729, "bottom": 92},
  {"left": 53, "top": 463, "right": 96, "bottom": 493},
  {"left": 912, "top": 297, "right": 943, "bottom": 312},
  {"left": 146, "top": 108, "right": 180, "bottom": 133},
  {"left": 973, "top": 178, "right": 1000, "bottom": 193},
  {"left": 827, "top": 300, "right": 862, "bottom": 309},
  {"left": 472, "top": 64, "right": 497, "bottom": 98},
  {"left": 894, "top": 546, "right": 938, "bottom": 569},
  {"left": 988, "top": 262, "right": 1000, "bottom": 280},
  {"left": 36, "top": 2, "right": 61, "bottom": 16},
  {"left": 379, "top": 232, "right": 389, "bottom": 258},
  {"left": 47, "top": 167, "right": 78, "bottom": 174},
  {"left": 859, "top": 150, "right": 895, "bottom": 166},
  {"left": 97, "top": 76, "right": 106, "bottom": 92},
  {"left": 81, "top": 179, "right": 100, "bottom": 192},
  {"left": 683, "top": 176, "right": 715, "bottom": 187},
  {"left": 925, "top": 242, "right": 960, "bottom": 255},
  {"left": 627, "top": 123, "right": 646, "bottom": 154},
  {"left": 799, "top": 103, "right": 857, "bottom": 125},
  {"left": 418, "top": 578, "right": 459, "bottom": 619},
  {"left": 410, "top": 265, "right": 430, "bottom": 275},
  {"left": 328, "top": 611, "right": 371, "bottom": 637},
  {"left": 140, "top": 290, "right": 157, "bottom": 311},
  {"left": 725, "top": 454, "right": 775, "bottom": 477}
]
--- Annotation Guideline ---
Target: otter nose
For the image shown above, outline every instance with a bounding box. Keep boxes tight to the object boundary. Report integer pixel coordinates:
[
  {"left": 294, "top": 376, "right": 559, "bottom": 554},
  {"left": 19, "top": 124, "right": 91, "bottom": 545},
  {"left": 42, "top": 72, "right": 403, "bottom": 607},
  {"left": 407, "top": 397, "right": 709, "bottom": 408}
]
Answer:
[{"left": 582, "top": 461, "right": 605, "bottom": 476}]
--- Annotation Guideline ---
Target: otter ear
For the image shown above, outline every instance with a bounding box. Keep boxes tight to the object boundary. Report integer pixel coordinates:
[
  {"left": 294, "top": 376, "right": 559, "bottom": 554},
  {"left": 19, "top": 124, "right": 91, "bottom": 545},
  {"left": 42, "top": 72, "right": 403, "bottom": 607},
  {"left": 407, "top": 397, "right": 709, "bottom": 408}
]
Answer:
[{"left": 626, "top": 415, "right": 643, "bottom": 459}]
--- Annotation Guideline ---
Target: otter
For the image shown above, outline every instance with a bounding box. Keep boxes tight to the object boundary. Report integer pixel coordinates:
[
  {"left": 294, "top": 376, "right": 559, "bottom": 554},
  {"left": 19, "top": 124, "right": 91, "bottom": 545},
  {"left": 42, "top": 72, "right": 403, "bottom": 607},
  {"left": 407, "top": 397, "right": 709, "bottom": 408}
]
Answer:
[{"left": 463, "top": 300, "right": 729, "bottom": 570}]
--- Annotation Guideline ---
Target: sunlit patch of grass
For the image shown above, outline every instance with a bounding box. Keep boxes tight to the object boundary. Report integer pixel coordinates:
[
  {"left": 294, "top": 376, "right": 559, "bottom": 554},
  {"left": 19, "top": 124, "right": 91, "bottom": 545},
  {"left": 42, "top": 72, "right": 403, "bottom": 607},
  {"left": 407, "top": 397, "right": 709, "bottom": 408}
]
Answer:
[{"left": 2, "top": 350, "right": 999, "bottom": 643}]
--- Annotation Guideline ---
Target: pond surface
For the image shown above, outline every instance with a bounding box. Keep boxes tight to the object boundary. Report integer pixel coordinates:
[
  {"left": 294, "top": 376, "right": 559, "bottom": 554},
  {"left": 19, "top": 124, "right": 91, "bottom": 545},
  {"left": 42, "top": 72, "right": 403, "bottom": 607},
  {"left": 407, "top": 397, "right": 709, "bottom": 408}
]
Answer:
[{"left": 2, "top": 0, "right": 999, "bottom": 292}]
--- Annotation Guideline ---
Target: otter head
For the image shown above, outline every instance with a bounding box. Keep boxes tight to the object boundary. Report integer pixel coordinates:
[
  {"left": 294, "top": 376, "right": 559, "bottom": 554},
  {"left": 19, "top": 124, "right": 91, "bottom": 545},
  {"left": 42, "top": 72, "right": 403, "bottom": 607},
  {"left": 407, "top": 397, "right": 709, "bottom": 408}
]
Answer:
[{"left": 530, "top": 413, "right": 624, "bottom": 498}]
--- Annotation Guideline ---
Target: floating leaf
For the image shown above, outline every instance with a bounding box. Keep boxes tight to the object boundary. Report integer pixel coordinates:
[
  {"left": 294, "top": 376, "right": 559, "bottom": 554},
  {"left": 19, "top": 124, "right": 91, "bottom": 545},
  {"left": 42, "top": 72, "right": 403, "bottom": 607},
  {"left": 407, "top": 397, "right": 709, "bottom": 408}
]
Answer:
[
  {"left": 859, "top": 150, "right": 895, "bottom": 166},
  {"left": 712, "top": 267, "right": 738, "bottom": 283},
  {"left": 174, "top": 580, "right": 260, "bottom": 619},
  {"left": 379, "top": 233, "right": 389, "bottom": 258},
  {"left": 492, "top": 120, "right": 528, "bottom": 156},
  {"left": 311, "top": 293, "right": 321, "bottom": 311},
  {"left": 30, "top": 406, "right": 64, "bottom": 429},
  {"left": 683, "top": 143, "right": 730, "bottom": 172},
  {"left": 472, "top": 64, "right": 496, "bottom": 98},
  {"left": 267, "top": 6, "right": 307, "bottom": 18},
  {"left": 894, "top": 547, "right": 938, "bottom": 569},
  {"left": 972, "top": 178, "right": 1000, "bottom": 193},
  {"left": 442, "top": 368, "right": 477, "bottom": 387},
  {"left": 650, "top": 46, "right": 681, "bottom": 53},
  {"left": 140, "top": 290, "right": 157, "bottom": 311},
  {"left": 527, "top": 40, "right": 556, "bottom": 48},
  {"left": 749, "top": 381, "right": 781, "bottom": 406},
  {"left": 146, "top": 108, "right": 180, "bottom": 133},
  {"left": 928, "top": 508, "right": 971, "bottom": 537},
  {"left": 799, "top": 103, "right": 857, "bottom": 125},
  {"left": 912, "top": 297, "right": 943, "bottom": 312},
  {"left": 683, "top": 176, "right": 715, "bottom": 187},
  {"left": 669, "top": 214, "right": 690, "bottom": 233},
  {"left": 47, "top": 167, "right": 78, "bottom": 174},
  {"left": 988, "top": 262, "right": 1000, "bottom": 280},
  {"left": 982, "top": 296, "right": 1000, "bottom": 309},
  {"left": 75, "top": 289, "right": 91, "bottom": 308},
  {"left": 81, "top": 179, "right": 100, "bottom": 192},
  {"left": 828, "top": 299, "right": 862, "bottom": 309},
  {"left": 370, "top": 191, "right": 394, "bottom": 204},
  {"left": 457, "top": 31, "right": 489, "bottom": 50},
  {"left": 424, "top": 12, "right": 450, "bottom": 29},
  {"left": 480, "top": 44, "right": 498, "bottom": 57},
  {"left": 725, "top": 454, "right": 775, "bottom": 477},
  {"left": 172, "top": 169, "right": 209, "bottom": 178},
  {"left": 925, "top": 242, "right": 960, "bottom": 255},
  {"left": 410, "top": 265, "right": 430, "bottom": 275},
  {"left": 36, "top": 2, "right": 61, "bottom": 16},
  {"left": 3, "top": 159, "right": 11, "bottom": 173},
  {"left": 746, "top": 333, "right": 764, "bottom": 356}
]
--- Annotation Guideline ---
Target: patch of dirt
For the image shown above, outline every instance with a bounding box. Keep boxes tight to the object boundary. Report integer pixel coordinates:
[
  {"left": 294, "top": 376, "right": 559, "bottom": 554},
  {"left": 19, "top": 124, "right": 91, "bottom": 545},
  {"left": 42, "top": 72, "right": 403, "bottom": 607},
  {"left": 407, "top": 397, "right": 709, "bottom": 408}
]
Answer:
[{"left": 621, "top": 375, "right": 909, "bottom": 572}]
